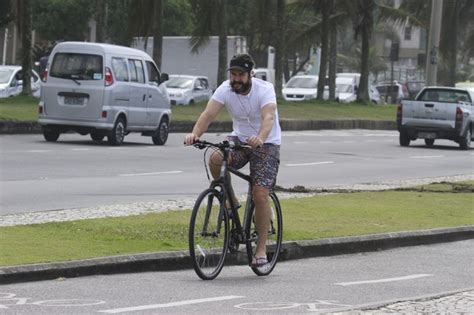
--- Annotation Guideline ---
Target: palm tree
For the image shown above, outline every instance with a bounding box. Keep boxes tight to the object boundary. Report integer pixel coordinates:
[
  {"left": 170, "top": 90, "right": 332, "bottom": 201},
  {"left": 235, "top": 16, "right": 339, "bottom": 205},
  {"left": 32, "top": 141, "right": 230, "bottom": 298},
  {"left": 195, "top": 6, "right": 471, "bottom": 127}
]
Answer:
[
  {"left": 152, "top": 0, "right": 163, "bottom": 69},
  {"left": 95, "top": 0, "right": 106, "bottom": 43},
  {"left": 343, "top": 0, "right": 375, "bottom": 103},
  {"left": 316, "top": 0, "right": 329, "bottom": 100},
  {"left": 190, "top": 0, "right": 228, "bottom": 86},
  {"left": 274, "top": 0, "right": 286, "bottom": 98},
  {"left": 18, "top": 0, "right": 32, "bottom": 96}
]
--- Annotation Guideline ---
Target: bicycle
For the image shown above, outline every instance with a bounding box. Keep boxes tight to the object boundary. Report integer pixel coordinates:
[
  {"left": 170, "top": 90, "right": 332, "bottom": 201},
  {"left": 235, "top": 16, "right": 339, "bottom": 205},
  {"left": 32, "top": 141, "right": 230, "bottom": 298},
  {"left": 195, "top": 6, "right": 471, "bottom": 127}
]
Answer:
[{"left": 188, "top": 139, "right": 283, "bottom": 280}]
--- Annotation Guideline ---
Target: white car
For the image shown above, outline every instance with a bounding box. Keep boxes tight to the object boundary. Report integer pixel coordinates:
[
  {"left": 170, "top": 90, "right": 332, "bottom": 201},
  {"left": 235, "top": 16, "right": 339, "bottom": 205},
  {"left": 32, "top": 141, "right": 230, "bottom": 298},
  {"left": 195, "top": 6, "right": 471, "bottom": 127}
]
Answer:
[
  {"left": 166, "top": 75, "right": 212, "bottom": 105},
  {"left": 282, "top": 75, "right": 319, "bottom": 101},
  {"left": 0, "top": 65, "right": 41, "bottom": 98}
]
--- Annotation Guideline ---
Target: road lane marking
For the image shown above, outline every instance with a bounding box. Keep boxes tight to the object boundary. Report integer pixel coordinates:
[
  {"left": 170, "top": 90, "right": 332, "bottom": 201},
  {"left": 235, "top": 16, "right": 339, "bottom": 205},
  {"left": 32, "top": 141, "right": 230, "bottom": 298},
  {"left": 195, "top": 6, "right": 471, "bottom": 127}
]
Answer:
[
  {"left": 27, "top": 150, "right": 50, "bottom": 153},
  {"left": 71, "top": 148, "right": 90, "bottom": 151},
  {"left": 334, "top": 274, "right": 433, "bottom": 286},
  {"left": 410, "top": 155, "right": 444, "bottom": 159},
  {"left": 119, "top": 171, "right": 183, "bottom": 177},
  {"left": 285, "top": 161, "right": 334, "bottom": 167},
  {"left": 98, "top": 295, "right": 244, "bottom": 313}
]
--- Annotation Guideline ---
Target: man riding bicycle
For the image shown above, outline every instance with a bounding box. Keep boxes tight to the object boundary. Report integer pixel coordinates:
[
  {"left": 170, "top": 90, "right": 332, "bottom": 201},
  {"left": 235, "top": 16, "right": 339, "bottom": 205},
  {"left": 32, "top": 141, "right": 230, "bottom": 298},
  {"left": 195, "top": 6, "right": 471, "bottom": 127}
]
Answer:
[{"left": 184, "top": 53, "right": 281, "bottom": 267}]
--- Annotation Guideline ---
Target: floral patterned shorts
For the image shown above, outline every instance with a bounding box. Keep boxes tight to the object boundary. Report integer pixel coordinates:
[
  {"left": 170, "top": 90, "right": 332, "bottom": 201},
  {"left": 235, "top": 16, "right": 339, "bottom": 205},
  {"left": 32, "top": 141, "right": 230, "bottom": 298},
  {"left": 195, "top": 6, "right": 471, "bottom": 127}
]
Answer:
[{"left": 226, "top": 136, "right": 280, "bottom": 189}]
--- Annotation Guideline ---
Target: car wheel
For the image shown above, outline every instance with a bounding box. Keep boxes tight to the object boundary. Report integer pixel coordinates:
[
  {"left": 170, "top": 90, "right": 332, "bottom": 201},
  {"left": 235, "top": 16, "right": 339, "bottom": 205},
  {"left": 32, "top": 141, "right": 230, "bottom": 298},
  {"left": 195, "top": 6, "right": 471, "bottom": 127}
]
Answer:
[
  {"left": 459, "top": 126, "right": 471, "bottom": 150},
  {"left": 90, "top": 132, "right": 105, "bottom": 142},
  {"left": 43, "top": 127, "right": 60, "bottom": 142},
  {"left": 424, "top": 138, "right": 435, "bottom": 146},
  {"left": 189, "top": 99, "right": 195, "bottom": 105},
  {"left": 399, "top": 132, "right": 410, "bottom": 147},
  {"left": 108, "top": 117, "right": 126, "bottom": 146},
  {"left": 152, "top": 117, "right": 169, "bottom": 145}
]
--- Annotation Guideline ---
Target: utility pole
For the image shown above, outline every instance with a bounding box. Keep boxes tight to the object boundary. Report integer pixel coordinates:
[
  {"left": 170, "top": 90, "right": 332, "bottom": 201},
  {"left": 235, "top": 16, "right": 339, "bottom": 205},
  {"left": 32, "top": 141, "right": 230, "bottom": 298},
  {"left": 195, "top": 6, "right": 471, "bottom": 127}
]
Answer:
[{"left": 425, "top": 0, "right": 443, "bottom": 86}]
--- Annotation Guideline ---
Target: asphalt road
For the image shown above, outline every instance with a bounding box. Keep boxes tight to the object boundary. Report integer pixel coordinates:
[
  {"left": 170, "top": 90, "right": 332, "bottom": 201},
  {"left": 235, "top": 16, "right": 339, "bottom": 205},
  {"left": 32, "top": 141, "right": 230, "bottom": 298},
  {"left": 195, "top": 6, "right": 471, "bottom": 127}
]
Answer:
[
  {"left": 0, "top": 240, "right": 472, "bottom": 314},
  {"left": 1, "top": 130, "right": 473, "bottom": 215}
]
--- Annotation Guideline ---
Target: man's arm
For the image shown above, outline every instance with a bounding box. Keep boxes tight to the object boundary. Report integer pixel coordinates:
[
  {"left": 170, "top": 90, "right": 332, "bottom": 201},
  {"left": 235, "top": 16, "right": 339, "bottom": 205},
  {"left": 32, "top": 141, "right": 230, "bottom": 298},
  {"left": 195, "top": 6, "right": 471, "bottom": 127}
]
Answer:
[
  {"left": 248, "top": 103, "right": 276, "bottom": 148},
  {"left": 184, "top": 99, "right": 223, "bottom": 145}
]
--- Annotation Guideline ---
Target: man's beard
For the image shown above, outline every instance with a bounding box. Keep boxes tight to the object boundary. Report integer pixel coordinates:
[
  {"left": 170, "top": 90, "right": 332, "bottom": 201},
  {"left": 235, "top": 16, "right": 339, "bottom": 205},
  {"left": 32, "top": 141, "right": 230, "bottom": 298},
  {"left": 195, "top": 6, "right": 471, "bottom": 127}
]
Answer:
[{"left": 231, "top": 79, "right": 251, "bottom": 94}]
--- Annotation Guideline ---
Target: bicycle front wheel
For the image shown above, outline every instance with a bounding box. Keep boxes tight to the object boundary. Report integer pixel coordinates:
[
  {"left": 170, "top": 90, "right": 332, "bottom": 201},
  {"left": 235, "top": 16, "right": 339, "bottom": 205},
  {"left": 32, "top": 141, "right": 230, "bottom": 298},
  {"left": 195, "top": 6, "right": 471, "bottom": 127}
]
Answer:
[
  {"left": 245, "top": 192, "right": 283, "bottom": 276},
  {"left": 189, "top": 188, "right": 229, "bottom": 280}
]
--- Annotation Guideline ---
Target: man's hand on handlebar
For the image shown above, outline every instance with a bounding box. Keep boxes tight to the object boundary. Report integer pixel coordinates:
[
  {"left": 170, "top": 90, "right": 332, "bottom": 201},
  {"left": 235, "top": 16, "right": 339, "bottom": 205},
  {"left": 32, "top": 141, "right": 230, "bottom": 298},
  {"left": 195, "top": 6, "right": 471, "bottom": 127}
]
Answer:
[
  {"left": 247, "top": 135, "right": 263, "bottom": 149},
  {"left": 184, "top": 133, "right": 199, "bottom": 146}
]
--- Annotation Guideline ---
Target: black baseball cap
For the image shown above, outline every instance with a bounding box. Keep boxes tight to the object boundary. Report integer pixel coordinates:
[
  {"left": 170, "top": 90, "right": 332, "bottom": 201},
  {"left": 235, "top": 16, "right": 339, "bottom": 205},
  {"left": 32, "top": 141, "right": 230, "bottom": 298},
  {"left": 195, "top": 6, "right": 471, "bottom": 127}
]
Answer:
[{"left": 227, "top": 54, "right": 254, "bottom": 73}]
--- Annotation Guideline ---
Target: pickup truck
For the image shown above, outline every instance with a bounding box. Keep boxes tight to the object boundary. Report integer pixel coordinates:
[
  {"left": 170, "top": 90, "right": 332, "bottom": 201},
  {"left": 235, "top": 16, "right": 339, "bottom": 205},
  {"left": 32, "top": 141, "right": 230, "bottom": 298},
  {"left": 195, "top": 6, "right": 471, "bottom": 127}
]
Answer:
[{"left": 397, "top": 86, "right": 473, "bottom": 150}]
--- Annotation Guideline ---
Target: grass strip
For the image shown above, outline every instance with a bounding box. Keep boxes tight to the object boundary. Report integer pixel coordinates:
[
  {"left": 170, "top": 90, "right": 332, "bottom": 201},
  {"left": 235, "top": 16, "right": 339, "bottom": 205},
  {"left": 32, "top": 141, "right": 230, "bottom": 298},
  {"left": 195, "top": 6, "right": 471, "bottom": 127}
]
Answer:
[
  {"left": 1, "top": 182, "right": 472, "bottom": 266},
  {"left": 0, "top": 96, "right": 397, "bottom": 122}
]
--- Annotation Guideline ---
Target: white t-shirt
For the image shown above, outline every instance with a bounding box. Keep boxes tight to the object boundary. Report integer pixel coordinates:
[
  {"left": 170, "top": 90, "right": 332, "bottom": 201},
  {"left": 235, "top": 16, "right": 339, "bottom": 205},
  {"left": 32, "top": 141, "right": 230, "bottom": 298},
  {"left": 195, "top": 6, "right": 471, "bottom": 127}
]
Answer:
[{"left": 212, "top": 78, "right": 281, "bottom": 145}]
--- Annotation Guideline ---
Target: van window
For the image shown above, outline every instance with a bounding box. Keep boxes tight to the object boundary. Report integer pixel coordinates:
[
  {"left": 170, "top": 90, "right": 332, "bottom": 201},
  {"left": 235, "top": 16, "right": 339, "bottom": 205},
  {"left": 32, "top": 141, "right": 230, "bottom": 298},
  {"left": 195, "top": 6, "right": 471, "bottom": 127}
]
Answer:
[
  {"left": 145, "top": 61, "right": 160, "bottom": 84},
  {"left": 128, "top": 59, "right": 145, "bottom": 83},
  {"left": 112, "top": 57, "right": 129, "bottom": 82},
  {"left": 50, "top": 53, "right": 103, "bottom": 80}
]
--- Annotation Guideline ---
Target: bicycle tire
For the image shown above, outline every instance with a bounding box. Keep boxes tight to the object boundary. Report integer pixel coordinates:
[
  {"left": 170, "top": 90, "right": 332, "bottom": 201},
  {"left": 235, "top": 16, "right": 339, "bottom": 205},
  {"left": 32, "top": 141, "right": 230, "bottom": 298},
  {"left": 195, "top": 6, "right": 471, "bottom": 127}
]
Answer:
[
  {"left": 244, "top": 192, "right": 283, "bottom": 276},
  {"left": 189, "top": 188, "right": 229, "bottom": 280}
]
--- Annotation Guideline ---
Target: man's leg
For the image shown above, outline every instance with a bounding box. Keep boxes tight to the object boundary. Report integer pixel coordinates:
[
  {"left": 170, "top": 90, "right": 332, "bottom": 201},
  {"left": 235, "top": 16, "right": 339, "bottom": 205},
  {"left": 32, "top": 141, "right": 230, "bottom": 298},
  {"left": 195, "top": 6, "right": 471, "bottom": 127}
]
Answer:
[{"left": 252, "top": 185, "right": 271, "bottom": 258}]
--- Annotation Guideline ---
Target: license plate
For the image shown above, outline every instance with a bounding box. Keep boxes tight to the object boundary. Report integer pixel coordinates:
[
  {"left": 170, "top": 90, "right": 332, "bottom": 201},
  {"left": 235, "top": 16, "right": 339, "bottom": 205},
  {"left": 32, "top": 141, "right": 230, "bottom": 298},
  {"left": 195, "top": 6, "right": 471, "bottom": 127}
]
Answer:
[
  {"left": 64, "top": 96, "right": 84, "bottom": 105},
  {"left": 418, "top": 132, "right": 436, "bottom": 139}
]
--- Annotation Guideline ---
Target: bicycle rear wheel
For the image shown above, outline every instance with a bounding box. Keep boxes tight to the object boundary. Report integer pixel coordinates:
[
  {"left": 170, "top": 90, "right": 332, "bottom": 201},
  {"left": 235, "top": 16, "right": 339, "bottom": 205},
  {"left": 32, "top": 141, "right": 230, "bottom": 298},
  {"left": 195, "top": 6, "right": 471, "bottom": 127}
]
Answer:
[
  {"left": 245, "top": 192, "right": 283, "bottom": 276},
  {"left": 189, "top": 188, "right": 229, "bottom": 280}
]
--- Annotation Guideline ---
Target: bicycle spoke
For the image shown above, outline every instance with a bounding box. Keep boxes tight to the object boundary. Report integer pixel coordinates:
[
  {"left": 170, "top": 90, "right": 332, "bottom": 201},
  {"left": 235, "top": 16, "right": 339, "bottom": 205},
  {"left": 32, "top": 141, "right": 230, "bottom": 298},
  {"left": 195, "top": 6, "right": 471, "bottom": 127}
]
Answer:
[
  {"left": 245, "top": 193, "right": 283, "bottom": 276},
  {"left": 189, "top": 189, "right": 228, "bottom": 280}
]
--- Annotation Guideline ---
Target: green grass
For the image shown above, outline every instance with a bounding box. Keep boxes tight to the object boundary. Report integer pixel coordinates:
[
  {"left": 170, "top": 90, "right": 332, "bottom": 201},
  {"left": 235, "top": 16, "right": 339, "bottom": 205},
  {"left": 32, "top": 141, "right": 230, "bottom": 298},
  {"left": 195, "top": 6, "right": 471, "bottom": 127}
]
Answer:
[
  {"left": 0, "top": 96, "right": 397, "bottom": 122},
  {"left": 1, "top": 181, "right": 472, "bottom": 266}
]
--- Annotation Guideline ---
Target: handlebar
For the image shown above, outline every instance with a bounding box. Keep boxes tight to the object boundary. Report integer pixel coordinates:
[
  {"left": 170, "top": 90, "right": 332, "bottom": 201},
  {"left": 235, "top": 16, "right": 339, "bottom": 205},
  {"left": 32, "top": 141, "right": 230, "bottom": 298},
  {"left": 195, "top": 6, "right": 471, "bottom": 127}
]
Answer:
[{"left": 191, "top": 139, "right": 252, "bottom": 151}]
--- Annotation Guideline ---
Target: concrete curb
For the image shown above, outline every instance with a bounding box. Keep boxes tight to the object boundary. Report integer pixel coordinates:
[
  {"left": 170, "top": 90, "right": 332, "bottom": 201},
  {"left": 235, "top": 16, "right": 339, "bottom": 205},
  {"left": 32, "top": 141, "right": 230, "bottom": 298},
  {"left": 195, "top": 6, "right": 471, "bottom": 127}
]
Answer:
[
  {"left": 0, "top": 119, "right": 397, "bottom": 134},
  {"left": 1, "top": 226, "right": 472, "bottom": 284}
]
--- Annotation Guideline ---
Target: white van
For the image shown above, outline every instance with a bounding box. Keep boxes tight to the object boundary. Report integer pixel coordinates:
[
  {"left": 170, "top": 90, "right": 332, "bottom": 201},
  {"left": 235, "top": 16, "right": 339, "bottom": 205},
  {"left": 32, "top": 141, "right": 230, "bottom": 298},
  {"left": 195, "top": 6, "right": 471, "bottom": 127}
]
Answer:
[{"left": 38, "top": 42, "right": 171, "bottom": 146}]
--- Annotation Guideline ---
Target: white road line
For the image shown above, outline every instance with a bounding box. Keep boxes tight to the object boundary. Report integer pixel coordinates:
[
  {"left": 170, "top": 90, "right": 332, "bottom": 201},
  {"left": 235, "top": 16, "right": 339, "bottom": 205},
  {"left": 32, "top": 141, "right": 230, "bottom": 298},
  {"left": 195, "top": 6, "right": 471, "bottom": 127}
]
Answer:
[
  {"left": 119, "top": 170, "right": 183, "bottom": 177},
  {"left": 98, "top": 295, "right": 244, "bottom": 313},
  {"left": 72, "top": 148, "right": 90, "bottom": 151},
  {"left": 334, "top": 274, "right": 433, "bottom": 286},
  {"left": 27, "top": 150, "right": 50, "bottom": 153},
  {"left": 285, "top": 161, "right": 334, "bottom": 167},
  {"left": 410, "top": 155, "right": 444, "bottom": 159}
]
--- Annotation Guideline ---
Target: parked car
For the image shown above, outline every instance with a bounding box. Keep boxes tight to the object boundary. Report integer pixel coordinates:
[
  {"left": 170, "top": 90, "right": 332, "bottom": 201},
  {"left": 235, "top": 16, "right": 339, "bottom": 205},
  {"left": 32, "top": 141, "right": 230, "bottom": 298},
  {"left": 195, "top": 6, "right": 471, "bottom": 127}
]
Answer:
[
  {"left": 38, "top": 41, "right": 170, "bottom": 146},
  {"left": 375, "top": 81, "right": 408, "bottom": 104},
  {"left": 165, "top": 75, "right": 212, "bottom": 105},
  {"left": 0, "top": 65, "right": 41, "bottom": 98},
  {"left": 369, "top": 85, "right": 381, "bottom": 104},
  {"left": 282, "top": 75, "right": 319, "bottom": 101},
  {"left": 404, "top": 80, "right": 425, "bottom": 99}
]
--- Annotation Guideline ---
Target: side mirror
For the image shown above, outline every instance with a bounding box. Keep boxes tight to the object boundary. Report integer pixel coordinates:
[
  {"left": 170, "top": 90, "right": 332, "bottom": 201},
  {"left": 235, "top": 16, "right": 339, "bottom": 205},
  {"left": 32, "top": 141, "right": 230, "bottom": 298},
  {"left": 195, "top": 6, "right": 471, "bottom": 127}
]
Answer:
[
  {"left": 160, "top": 73, "right": 169, "bottom": 83},
  {"left": 18, "top": 80, "right": 23, "bottom": 86}
]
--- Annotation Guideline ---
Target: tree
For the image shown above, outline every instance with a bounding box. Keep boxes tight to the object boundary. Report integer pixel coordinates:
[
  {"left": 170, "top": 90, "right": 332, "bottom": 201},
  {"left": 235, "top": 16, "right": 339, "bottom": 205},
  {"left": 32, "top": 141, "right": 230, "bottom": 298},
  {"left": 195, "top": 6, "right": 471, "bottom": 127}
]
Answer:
[
  {"left": 274, "top": 0, "right": 286, "bottom": 98},
  {"left": 20, "top": 0, "right": 32, "bottom": 95},
  {"left": 316, "top": 0, "right": 329, "bottom": 100},
  {"left": 31, "top": 0, "right": 93, "bottom": 41},
  {"left": 190, "top": 0, "right": 228, "bottom": 86},
  {"left": 95, "top": 0, "right": 106, "bottom": 42},
  {"left": 344, "top": 0, "right": 375, "bottom": 103},
  {"left": 152, "top": 0, "right": 163, "bottom": 69}
]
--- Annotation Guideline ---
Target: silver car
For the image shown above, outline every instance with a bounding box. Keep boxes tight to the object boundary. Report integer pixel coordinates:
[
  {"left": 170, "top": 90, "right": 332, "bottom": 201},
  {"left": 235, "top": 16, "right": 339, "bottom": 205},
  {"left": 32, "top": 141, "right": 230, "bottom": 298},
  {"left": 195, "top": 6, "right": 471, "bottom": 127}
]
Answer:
[
  {"left": 38, "top": 42, "right": 171, "bottom": 146},
  {"left": 0, "top": 66, "right": 41, "bottom": 98},
  {"left": 166, "top": 75, "right": 212, "bottom": 105}
]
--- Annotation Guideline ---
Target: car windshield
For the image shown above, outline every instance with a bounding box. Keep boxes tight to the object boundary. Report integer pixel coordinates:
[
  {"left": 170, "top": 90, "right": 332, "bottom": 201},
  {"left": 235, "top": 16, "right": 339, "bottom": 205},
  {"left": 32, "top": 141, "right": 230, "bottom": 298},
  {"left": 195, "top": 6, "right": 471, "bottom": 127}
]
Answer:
[
  {"left": 50, "top": 53, "right": 103, "bottom": 80},
  {"left": 0, "top": 69, "right": 14, "bottom": 83},
  {"left": 166, "top": 77, "right": 193, "bottom": 89},
  {"left": 285, "top": 77, "right": 317, "bottom": 89},
  {"left": 336, "top": 84, "right": 353, "bottom": 93},
  {"left": 419, "top": 89, "right": 471, "bottom": 103}
]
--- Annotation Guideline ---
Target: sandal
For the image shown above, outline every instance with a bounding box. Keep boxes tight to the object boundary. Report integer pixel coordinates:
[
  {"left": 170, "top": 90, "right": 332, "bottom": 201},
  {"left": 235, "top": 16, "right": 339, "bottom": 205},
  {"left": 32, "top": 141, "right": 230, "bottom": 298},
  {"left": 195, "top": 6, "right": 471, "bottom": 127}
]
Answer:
[{"left": 251, "top": 255, "right": 268, "bottom": 267}]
